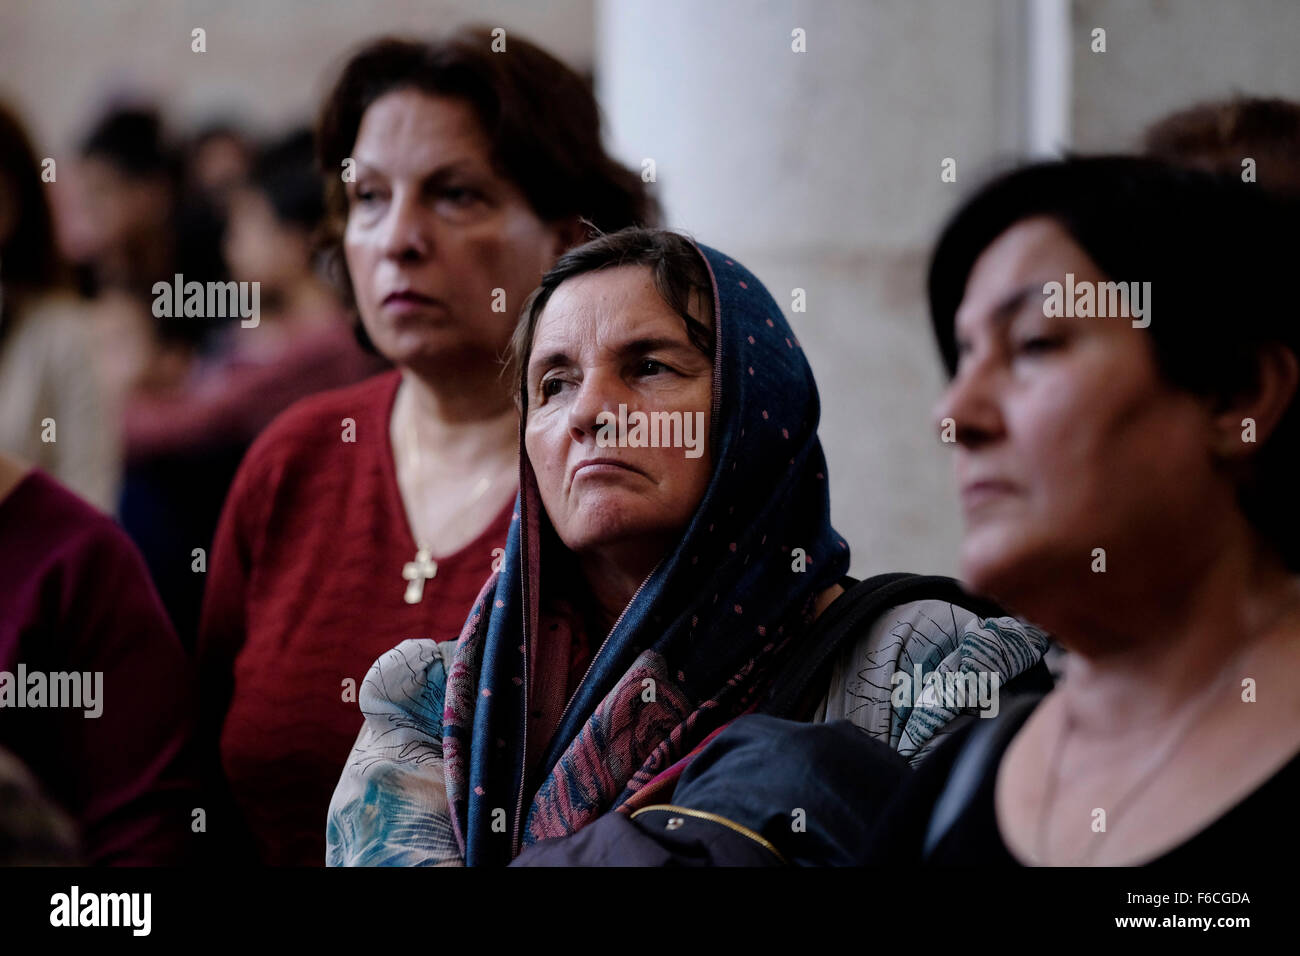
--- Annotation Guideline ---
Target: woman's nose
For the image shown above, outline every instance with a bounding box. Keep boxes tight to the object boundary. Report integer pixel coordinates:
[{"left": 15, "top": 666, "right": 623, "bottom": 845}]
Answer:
[
  {"left": 381, "top": 189, "right": 432, "bottom": 261},
  {"left": 567, "top": 370, "right": 624, "bottom": 443},
  {"left": 933, "top": 363, "right": 1003, "bottom": 449}
]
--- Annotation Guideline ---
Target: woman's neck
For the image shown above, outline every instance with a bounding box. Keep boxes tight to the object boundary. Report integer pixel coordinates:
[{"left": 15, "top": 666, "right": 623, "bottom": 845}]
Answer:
[
  {"left": 1031, "top": 531, "right": 1300, "bottom": 738},
  {"left": 397, "top": 363, "right": 517, "bottom": 461},
  {"left": 575, "top": 554, "right": 845, "bottom": 640},
  {"left": 578, "top": 541, "right": 671, "bottom": 636}
]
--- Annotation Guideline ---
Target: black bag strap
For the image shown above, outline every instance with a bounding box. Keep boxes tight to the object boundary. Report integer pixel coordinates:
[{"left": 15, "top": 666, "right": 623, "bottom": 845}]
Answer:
[
  {"left": 761, "top": 572, "right": 1010, "bottom": 720},
  {"left": 921, "top": 692, "right": 1043, "bottom": 859}
]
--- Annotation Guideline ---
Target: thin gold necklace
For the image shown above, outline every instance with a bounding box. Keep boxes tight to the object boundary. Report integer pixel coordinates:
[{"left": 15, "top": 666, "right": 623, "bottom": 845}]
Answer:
[
  {"left": 398, "top": 384, "right": 511, "bottom": 605},
  {"left": 1034, "top": 592, "right": 1298, "bottom": 865}
]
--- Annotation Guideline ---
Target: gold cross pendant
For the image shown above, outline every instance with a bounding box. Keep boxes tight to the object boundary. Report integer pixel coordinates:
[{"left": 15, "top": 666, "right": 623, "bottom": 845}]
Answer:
[{"left": 402, "top": 548, "right": 438, "bottom": 604}]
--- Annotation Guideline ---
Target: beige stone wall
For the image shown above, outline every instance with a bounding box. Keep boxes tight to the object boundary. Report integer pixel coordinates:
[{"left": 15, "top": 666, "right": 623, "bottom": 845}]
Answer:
[{"left": 1072, "top": 0, "right": 1300, "bottom": 151}]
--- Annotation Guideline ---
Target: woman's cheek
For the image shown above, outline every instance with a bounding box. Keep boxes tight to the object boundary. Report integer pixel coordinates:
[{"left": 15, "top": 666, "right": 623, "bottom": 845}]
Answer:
[{"left": 526, "top": 415, "right": 563, "bottom": 481}]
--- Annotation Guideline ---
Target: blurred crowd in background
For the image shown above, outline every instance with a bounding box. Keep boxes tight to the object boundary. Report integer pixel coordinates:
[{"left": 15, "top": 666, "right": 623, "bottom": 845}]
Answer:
[{"left": 0, "top": 98, "right": 386, "bottom": 649}]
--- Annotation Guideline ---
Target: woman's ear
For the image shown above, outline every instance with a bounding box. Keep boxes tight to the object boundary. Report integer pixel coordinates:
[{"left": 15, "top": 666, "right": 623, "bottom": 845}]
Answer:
[{"left": 1211, "top": 343, "right": 1300, "bottom": 460}]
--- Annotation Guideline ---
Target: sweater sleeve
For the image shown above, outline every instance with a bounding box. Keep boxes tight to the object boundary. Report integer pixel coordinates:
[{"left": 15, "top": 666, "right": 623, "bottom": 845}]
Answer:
[{"left": 327, "top": 639, "right": 462, "bottom": 866}]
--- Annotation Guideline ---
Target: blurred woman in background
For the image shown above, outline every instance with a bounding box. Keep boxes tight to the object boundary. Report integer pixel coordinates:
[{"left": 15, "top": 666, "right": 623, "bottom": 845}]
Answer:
[
  {"left": 197, "top": 27, "right": 656, "bottom": 866},
  {"left": 0, "top": 100, "right": 120, "bottom": 510}
]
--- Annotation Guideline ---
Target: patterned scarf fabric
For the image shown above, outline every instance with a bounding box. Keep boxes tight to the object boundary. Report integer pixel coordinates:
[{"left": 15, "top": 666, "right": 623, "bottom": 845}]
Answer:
[{"left": 442, "top": 241, "right": 850, "bottom": 865}]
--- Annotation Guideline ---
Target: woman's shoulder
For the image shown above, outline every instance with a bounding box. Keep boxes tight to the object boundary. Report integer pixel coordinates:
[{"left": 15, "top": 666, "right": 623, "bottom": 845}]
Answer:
[
  {"left": 1, "top": 468, "right": 176, "bottom": 648},
  {"left": 2, "top": 467, "right": 124, "bottom": 553},
  {"left": 798, "top": 572, "right": 1053, "bottom": 760},
  {"left": 859, "top": 691, "right": 1042, "bottom": 864},
  {"left": 253, "top": 368, "right": 400, "bottom": 443},
  {"left": 231, "top": 369, "right": 401, "bottom": 488},
  {"left": 13, "top": 291, "right": 89, "bottom": 324},
  {"left": 3, "top": 293, "right": 93, "bottom": 357}
]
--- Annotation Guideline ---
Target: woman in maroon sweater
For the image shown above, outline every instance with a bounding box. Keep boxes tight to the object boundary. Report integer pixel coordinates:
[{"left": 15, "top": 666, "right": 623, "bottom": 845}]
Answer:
[
  {"left": 0, "top": 454, "right": 196, "bottom": 864},
  {"left": 196, "top": 29, "right": 657, "bottom": 865}
]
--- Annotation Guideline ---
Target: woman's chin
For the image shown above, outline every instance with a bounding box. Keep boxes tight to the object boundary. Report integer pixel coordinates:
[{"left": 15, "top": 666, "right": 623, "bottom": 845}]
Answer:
[
  {"left": 960, "top": 527, "right": 1036, "bottom": 603},
  {"left": 365, "top": 325, "right": 507, "bottom": 368},
  {"left": 558, "top": 506, "right": 681, "bottom": 562}
]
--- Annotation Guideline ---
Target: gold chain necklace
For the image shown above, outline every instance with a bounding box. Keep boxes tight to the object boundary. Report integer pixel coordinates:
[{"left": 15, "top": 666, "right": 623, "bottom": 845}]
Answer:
[{"left": 398, "top": 383, "right": 511, "bottom": 605}]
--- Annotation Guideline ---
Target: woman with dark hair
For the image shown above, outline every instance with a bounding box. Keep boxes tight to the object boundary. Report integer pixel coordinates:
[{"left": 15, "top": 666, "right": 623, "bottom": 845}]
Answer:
[
  {"left": 0, "top": 101, "right": 120, "bottom": 509},
  {"left": 890, "top": 156, "right": 1300, "bottom": 866},
  {"left": 326, "top": 227, "right": 1050, "bottom": 866},
  {"left": 197, "top": 27, "right": 656, "bottom": 866}
]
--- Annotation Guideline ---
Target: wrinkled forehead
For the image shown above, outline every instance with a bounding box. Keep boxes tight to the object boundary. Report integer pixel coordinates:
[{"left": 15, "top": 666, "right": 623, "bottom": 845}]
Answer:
[
  {"left": 530, "top": 263, "right": 712, "bottom": 363},
  {"left": 353, "top": 89, "right": 491, "bottom": 172}
]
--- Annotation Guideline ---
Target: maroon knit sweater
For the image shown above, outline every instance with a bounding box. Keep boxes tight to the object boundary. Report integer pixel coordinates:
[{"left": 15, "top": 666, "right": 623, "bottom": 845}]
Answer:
[{"left": 197, "top": 370, "right": 513, "bottom": 866}]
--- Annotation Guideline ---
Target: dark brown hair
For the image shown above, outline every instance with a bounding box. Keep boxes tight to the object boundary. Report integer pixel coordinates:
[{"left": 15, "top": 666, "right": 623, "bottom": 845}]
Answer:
[
  {"left": 0, "top": 100, "right": 67, "bottom": 324},
  {"left": 508, "top": 227, "right": 715, "bottom": 410},
  {"left": 1143, "top": 95, "right": 1300, "bottom": 194},
  {"left": 315, "top": 27, "right": 659, "bottom": 333}
]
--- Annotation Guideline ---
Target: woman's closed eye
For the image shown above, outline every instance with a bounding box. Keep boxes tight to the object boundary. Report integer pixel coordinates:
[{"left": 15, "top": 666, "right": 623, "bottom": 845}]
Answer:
[
  {"left": 440, "top": 185, "right": 481, "bottom": 205},
  {"left": 1014, "top": 334, "right": 1067, "bottom": 356},
  {"left": 634, "top": 358, "right": 673, "bottom": 377},
  {"left": 431, "top": 181, "right": 490, "bottom": 216}
]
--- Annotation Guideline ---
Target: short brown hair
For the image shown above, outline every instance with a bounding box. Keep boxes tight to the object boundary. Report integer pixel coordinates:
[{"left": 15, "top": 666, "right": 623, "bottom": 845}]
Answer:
[
  {"left": 315, "top": 27, "right": 659, "bottom": 321},
  {"left": 1142, "top": 95, "right": 1300, "bottom": 194},
  {"left": 508, "top": 227, "right": 715, "bottom": 410}
]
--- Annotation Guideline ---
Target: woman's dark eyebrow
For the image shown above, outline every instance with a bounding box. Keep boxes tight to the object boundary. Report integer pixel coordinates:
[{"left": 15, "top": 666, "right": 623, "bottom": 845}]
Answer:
[
  {"left": 351, "top": 157, "right": 482, "bottom": 182},
  {"left": 955, "top": 282, "right": 1043, "bottom": 343},
  {"left": 618, "top": 336, "right": 697, "bottom": 357},
  {"left": 529, "top": 336, "right": 697, "bottom": 378},
  {"left": 529, "top": 350, "right": 572, "bottom": 376},
  {"left": 990, "top": 283, "right": 1044, "bottom": 324},
  {"left": 423, "top": 160, "right": 485, "bottom": 186}
]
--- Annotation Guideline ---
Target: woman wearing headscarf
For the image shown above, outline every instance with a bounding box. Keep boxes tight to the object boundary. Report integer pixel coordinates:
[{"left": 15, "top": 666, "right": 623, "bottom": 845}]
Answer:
[
  {"left": 197, "top": 28, "right": 654, "bottom": 866},
  {"left": 327, "top": 227, "right": 1050, "bottom": 865}
]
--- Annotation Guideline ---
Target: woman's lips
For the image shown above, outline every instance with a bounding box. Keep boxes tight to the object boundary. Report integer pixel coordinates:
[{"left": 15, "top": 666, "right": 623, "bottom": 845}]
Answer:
[
  {"left": 570, "top": 458, "right": 646, "bottom": 483},
  {"left": 382, "top": 291, "right": 444, "bottom": 315},
  {"left": 960, "top": 479, "right": 1020, "bottom": 513}
]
